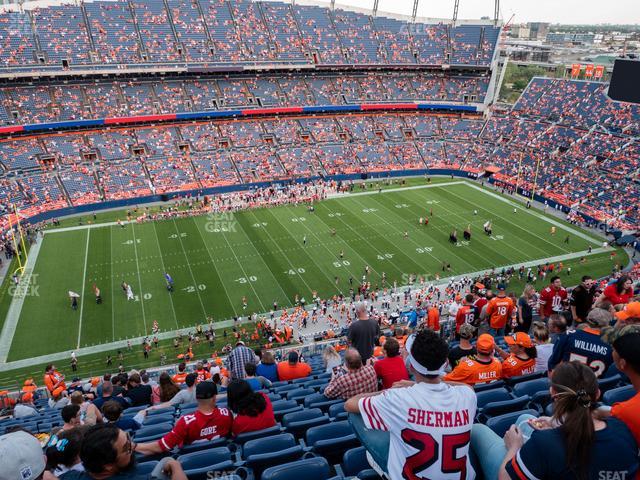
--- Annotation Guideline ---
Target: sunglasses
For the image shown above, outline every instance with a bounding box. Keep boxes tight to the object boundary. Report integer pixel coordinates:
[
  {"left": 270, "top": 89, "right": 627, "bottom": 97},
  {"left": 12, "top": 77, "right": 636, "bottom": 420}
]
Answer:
[{"left": 122, "top": 432, "right": 136, "bottom": 455}]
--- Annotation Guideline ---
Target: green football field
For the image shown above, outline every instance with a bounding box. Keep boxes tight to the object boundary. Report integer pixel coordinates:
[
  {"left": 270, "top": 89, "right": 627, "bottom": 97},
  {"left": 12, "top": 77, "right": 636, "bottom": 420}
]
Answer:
[{"left": 0, "top": 178, "right": 620, "bottom": 366}]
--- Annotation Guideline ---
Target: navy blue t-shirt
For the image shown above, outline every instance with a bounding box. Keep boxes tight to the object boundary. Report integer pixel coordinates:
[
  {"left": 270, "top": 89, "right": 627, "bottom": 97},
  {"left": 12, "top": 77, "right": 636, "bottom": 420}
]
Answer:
[
  {"left": 548, "top": 328, "right": 613, "bottom": 377},
  {"left": 256, "top": 363, "right": 278, "bottom": 382},
  {"left": 505, "top": 417, "right": 638, "bottom": 479}
]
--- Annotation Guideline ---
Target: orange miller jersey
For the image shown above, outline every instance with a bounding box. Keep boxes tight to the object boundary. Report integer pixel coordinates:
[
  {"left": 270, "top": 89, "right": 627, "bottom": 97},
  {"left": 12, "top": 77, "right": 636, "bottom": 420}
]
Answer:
[
  {"left": 501, "top": 355, "right": 536, "bottom": 378},
  {"left": 444, "top": 357, "right": 502, "bottom": 385},
  {"left": 486, "top": 296, "right": 515, "bottom": 329}
]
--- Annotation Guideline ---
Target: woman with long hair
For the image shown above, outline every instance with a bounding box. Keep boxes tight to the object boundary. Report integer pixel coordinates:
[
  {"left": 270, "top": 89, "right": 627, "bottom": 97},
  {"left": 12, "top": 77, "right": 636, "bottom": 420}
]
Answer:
[
  {"left": 226, "top": 379, "right": 275, "bottom": 436},
  {"left": 516, "top": 284, "right": 538, "bottom": 333},
  {"left": 323, "top": 345, "right": 342, "bottom": 373},
  {"left": 157, "top": 371, "right": 180, "bottom": 403},
  {"left": 471, "top": 361, "right": 638, "bottom": 479},
  {"left": 597, "top": 275, "right": 635, "bottom": 306}
]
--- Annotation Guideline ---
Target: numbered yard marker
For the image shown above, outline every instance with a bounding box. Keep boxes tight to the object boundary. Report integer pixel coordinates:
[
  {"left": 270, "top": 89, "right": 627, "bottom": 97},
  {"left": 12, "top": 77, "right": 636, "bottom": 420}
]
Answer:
[
  {"left": 182, "top": 284, "right": 207, "bottom": 293},
  {"left": 235, "top": 276, "right": 258, "bottom": 283},
  {"left": 333, "top": 260, "right": 351, "bottom": 268},
  {"left": 377, "top": 253, "right": 394, "bottom": 260},
  {"left": 169, "top": 233, "right": 188, "bottom": 239},
  {"left": 425, "top": 200, "right": 440, "bottom": 205},
  {"left": 291, "top": 217, "right": 306, "bottom": 223},
  {"left": 252, "top": 222, "right": 268, "bottom": 228},
  {"left": 416, "top": 247, "right": 434, "bottom": 254},
  {"left": 285, "top": 268, "right": 306, "bottom": 275},
  {"left": 362, "top": 208, "right": 379, "bottom": 213},
  {"left": 122, "top": 239, "right": 141, "bottom": 245},
  {"left": 455, "top": 241, "right": 471, "bottom": 247},
  {"left": 395, "top": 204, "right": 410, "bottom": 209},
  {"left": 327, "top": 212, "right": 343, "bottom": 218},
  {"left": 490, "top": 235, "right": 505, "bottom": 241}
]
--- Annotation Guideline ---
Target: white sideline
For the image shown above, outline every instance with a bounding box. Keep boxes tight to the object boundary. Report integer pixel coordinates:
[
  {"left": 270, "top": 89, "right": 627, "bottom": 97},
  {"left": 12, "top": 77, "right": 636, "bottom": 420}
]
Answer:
[{"left": 76, "top": 229, "right": 91, "bottom": 349}]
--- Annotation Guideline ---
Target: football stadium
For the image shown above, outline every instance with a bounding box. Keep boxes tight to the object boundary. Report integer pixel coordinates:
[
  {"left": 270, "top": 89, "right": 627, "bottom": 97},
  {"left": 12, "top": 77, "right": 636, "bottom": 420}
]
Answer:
[{"left": 0, "top": 0, "right": 638, "bottom": 478}]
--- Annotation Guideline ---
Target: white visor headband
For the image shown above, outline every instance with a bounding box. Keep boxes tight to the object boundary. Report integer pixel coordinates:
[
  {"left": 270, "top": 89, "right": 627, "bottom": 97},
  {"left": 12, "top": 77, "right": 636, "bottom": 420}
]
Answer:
[{"left": 405, "top": 334, "right": 447, "bottom": 376}]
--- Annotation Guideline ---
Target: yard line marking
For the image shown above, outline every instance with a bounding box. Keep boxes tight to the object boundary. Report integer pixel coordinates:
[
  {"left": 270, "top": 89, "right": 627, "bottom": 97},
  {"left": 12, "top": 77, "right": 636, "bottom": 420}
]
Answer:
[
  {"left": 171, "top": 219, "right": 208, "bottom": 318},
  {"left": 151, "top": 221, "right": 180, "bottom": 330},
  {"left": 110, "top": 226, "right": 115, "bottom": 342},
  {"left": 131, "top": 222, "right": 148, "bottom": 335},
  {"left": 76, "top": 229, "right": 91, "bottom": 349},
  {"left": 191, "top": 217, "right": 239, "bottom": 317}
]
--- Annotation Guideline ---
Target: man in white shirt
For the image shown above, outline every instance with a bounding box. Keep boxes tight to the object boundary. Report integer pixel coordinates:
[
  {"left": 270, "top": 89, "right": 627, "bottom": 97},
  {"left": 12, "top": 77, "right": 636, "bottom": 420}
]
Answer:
[{"left": 346, "top": 328, "right": 478, "bottom": 479}]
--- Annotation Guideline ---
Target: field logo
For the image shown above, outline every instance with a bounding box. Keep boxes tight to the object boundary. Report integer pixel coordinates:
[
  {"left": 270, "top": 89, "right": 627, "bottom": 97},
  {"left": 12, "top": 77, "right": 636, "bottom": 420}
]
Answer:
[
  {"left": 9, "top": 269, "right": 40, "bottom": 298},
  {"left": 205, "top": 211, "right": 237, "bottom": 233}
]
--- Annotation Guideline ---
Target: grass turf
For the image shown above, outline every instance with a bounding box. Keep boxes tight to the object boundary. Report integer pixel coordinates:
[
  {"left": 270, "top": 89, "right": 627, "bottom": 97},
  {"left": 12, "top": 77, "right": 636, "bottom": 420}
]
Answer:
[{"left": 0, "top": 178, "right": 626, "bottom": 387}]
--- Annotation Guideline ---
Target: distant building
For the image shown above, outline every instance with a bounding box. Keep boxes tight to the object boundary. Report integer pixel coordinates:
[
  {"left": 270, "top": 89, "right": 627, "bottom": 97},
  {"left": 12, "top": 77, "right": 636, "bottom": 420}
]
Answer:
[
  {"left": 529, "top": 22, "right": 550, "bottom": 41},
  {"left": 510, "top": 24, "right": 531, "bottom": 39}
]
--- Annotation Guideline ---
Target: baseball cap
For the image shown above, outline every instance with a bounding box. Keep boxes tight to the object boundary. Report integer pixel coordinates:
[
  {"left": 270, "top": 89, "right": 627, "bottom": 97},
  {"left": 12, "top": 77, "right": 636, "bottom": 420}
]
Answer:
[
  {"left": 0, "top": 431, "right": 45, "bottom": 480},
  {"left": 497, "top": 284, "right": 506, "bottom": 291},
  {"left": 195, "top": 381, "right": 217, "bottom": 400},
  {"left": 615, "top": 302, "right": 640, "bottom": 321},
  {"left": 458, "top": 323, "right": 476, "bottom": 340},
  {"left": 476, "top": 334, "right": 495, "bottom": 354},
  {"left": 505, "top": 332, "right": 534, "bottom": 348},
  {"left": 586, "top": 308, "right": 613, "bottom": 327}
]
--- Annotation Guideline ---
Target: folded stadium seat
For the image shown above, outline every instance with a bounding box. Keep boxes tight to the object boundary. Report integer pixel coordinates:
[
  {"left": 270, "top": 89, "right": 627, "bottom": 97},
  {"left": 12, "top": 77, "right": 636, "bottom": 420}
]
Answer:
[
  {"left": 303, "top": 379, "right": 329, "bottom": 390},
  {"left": 286, "top": 388, "right": 316, "bottom": 403},
  {"left": 512, "top": 378, "right": 550, "bottom": 398},
  {"left": 179, "top": 407, "right": 197, "bottom": 416},
  {"left": 474, "top": 381, "right": 505, "bottom": 393},
  {"left": 124, "top": 405, "right": 148, "bottom": 415},
  {"left": 485, "top": 409, "right": 539, "bottom": 437},
  {"left": 133, "top": 422, "right": 174, "bottom": 442},
  {"left": 603, "top": 385, "right": 635, "bottom": 406},
  {"left": 292, "top": 377, "right": 312, "bottom": 385},
  {"left": 178, "top": 402, "right": 198, "bottom": 411},
  {"left": 597, "top": 374, "right": 622, "bottom": 395},
  {"left": 142, "top": 414, "right": 174, "bottom": 426},
  {"left": 305, "top": 394, "right": 343, "bottom": 413},
  {"left": 146, "top": 407, "right": 175, "bottom": 417},
  {"left": 134, "top": 461, "right": 158, "bottom": 475},
  {"left": 328, "top": 402, "right": 347, "bottom": 421},
  {"left": 271, "top": 381, "right": 290, "bottom": 389},
  {"left": 305, "top": 421, "right": 360, "bottom": 464},
  {"left": 476, "top": 388, "right": 513, "bottom": 409},
  {"left": 179, "top": 437, "right": 229, "bottom": 455},
  {"left": 177, "top": 446, "right": 235, "bottom": 480},
  {"left": 315, "top": 373, "right": 332, "bottom": 381},
  {"left": 340, "top": 446, "right": 372, "bottom": 478},
  {"left": 36, "top": 422, "right": 52, "bottom": 434},
  {"left": 242, "top": 433, "right": 305, "bottom": 479},
  {"left": 504, "top": 371, "right": 546, "bottom": 387},
  {"left": 282, "top": 408, "right": 330, "bottom": 438},
  {"left": 261, "top": 456, "right": 332, "bottom": 480},
  {"left": 234, "top": 425, "right": 283, "bottom": 445},
  {"left": 275, "top": 384, "right": 301, "bottom": 395},
  {"left": 477, "top": 396, "right": 531, "bottom": 423},
  {"left": 266, "top": 393, "right": 282, "bottom": 403},
  {"left": 271, "top": 400, "right": 303, "bottom": 421}
]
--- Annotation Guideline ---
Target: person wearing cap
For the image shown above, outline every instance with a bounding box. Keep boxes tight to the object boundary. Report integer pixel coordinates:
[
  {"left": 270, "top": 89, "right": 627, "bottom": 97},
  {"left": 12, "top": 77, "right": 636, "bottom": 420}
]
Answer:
[
  {"left": 0, "top": 430, "right": 47, "bottom": 480},
  {"left": 454, "top": 294, "right": 476, "bottom": 337},
  {"left": 548, "top": 308, "right": 613, "bottom": 378},
  {"left": 135, "top": 381, "right": 232, "bottom": 455},
  {"left": 13, "top": 392, "right": 38, "bottom": 419},
  {"left": 614, "top": 301, "right": 640, "bottom": 326},
  {"left": 324, "top": 349, "right": 378, "bottom": 400},
  {"left": 344, "top": 329, "right": 477, "bottom": 479},
  {"left": 495, "top": 332, "right": 537, "bottom": 378},
  {"left": 448, "top": 323, "right": 477, "bottom": 369},
  {"left": 227, "top": 341, "right": 258, "bottom": 380},
  {"left": 277, "top": 351, "right": 312, "bottom": 381},
  {"left": 485, "top": 285, "right": 514, "bottom": 337},
  {"left": 445, "top": 334, "right": 502, "bottom": 385}
]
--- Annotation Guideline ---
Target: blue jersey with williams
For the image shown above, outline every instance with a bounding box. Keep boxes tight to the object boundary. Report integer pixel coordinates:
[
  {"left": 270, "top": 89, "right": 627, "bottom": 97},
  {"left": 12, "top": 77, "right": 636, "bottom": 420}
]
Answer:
[{"left": 548, "top": 327, "right": 612, "bottom": 377}]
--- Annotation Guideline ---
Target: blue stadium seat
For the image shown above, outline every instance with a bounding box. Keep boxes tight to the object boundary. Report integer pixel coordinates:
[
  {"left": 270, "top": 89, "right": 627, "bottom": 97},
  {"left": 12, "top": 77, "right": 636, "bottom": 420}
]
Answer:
[
  {"left": 341, "top": 447, "right": 371, "bottom": 477},
  {"left": 242, "top": 433, "right": 305, "bottom": 478},
  {"left": 177, "top": 447, "right": 235, "bottom": 480},
  {"left": 234, "top": 425, "right": 283, "bottom": 445},
  {"left": 266, "top": 394, "right": 282, "bottom": 403},
  {"left": 271, "top": 381, "right": 290, "bottom": 388},
  {"left": 261, "top": 457, "right": 332, "bottom": 480},
  {"left": 292, "top": 377, "right": 311, "bottom": 385},
  {"left": 271, "top": 400, "right": 303, "bottom": 421},
  {"left": 286, "top": 388, "right": 316, "bottom": 403},
  {"left": 328, "top": 402, "right": 347, "bottom": 420},
  {"left": 306, "top": 421, "right": 360, "bottom": 463},
  {"left": 179, "top": 437, "right": 228, "bottom": 455},
  {"left": 479, "top": 396, "right": 531, "bottom": 421},
  {"left": 512, "top": 378, "right": 550, "bottom": 398},
  {"left": 474, "top": 381, "right": 505, "bottom": 393},
  {"left": 598, "top": 374, "right": 621, "bottom": 395},
  {"left": 275, "top": 384, "right": 300, "bottom": 394},
  {"left": 303, "top": 379, "right": 329, "bottom": 390},
  {"left": 485, "top": 409, "right": 539, "bottom": 437},
  {"left": 143, "top": 414, "right": 174, "bottom": 426},
  {"left": 603, "top": 385, "right": 635, "bottom": 406},
  {"left": 134, "top": 461, "right": 158, "bottom": 475},
  {"left": 282, "top": 408, "right": 330, "bottom": 438},
  {"left": 476, "top": 388, "right": 512, "bottom": 409},
  {"left": 124, "top": 405, "right": 148, "bottom": 415},
  {"left": 146, "top": 407, "right": 174, "bottom": 417},
  {"left": 504, "top": 371, "right": 546, "bottom": 386},
  {"left": 133, "top": 423, "right": 173, "bottom": 442}
]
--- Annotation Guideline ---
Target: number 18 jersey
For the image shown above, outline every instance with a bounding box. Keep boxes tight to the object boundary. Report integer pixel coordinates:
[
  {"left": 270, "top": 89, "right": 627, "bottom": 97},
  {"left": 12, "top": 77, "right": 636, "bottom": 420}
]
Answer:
[{"left": 359, "top": 382, "right": 477, "bottom": 479}]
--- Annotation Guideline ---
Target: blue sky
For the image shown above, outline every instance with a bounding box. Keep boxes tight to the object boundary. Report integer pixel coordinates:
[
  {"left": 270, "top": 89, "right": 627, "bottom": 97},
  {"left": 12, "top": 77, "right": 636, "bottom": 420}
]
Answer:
[{"left": 330, "top": 0, "right": 639, "bottom": 24}]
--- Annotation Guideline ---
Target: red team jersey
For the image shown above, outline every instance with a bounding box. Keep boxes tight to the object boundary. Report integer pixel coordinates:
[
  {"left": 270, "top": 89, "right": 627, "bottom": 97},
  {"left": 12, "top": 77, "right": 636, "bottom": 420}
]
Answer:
[
  {"left": 455, "top": 305, "right": 475, "bottom": 333},
  {"left": 158, "top": 408, "right": 232, "bottom": 451},
  {"left": 539, "top": 286, "right": 567, "bottom": 318},
  {"left": 359, "top": 382, "right": 477, "bottom": 479}
]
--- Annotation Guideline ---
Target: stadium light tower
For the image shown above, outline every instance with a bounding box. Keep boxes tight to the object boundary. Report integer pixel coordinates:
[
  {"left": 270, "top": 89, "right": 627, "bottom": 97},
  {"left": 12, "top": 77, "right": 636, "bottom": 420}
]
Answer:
[
  {"left": 411, "top": 0, "right": 419, "bottom": 23},
  {"left": 452, "top": 0, "right": 460, "bottom": 24},
  {"left": 372, "top": 0, "right": 379, "bottom": 17},
  {"left": 494, "top": 0, "right": 500, "bottom": 26}
]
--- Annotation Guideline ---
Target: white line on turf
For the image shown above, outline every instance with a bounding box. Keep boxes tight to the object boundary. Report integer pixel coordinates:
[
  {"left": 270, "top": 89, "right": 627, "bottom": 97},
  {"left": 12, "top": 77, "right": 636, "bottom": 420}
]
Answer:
[
  {"left": 0, "top": 246, "right": 613, "bottom": 372},
  {"left": 328, "top": 181, "right": 464, "bottom": 199},
  {"left": 110, "top": 226, "right": 115, "bottom": 342},
  {"left": 0, "top": 238, "right": 43, "bottom": 363},
  {"left": 131, "top": 222, "right": 148, "bottom": 335},
  {"left": 171, "top": 219, "right": 208, "bottom": 318},
  {"left": 151, "top": 221, "right": 179, "bottom": 330},
  {"left": 76, "top": 228, "right": 91, "bottom": 349}
]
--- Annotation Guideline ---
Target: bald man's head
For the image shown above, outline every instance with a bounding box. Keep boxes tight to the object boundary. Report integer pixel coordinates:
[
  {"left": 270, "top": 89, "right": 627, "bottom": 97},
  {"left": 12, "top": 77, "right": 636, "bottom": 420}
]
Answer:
[{"left": 345, "top": 349, "right": 363, "bottom": 370}]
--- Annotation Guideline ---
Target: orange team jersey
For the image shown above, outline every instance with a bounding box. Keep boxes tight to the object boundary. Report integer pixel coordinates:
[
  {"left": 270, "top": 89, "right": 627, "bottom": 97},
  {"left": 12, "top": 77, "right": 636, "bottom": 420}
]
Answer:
[
  {"left": 501, "top": 355, "right": 536, "bottom": 378},
  {"left": 612, "top": 391, "right": 640, "bottom": 446},
  {"left": 455, "top": 305, "right": 475, "bottom": 333},
  {"left": 195, "top": 370, "right": 210, "bottom": 383},
  {"left": 427, "top": 308, "right": 440, "bottom": 332},
  {"left": 172, "top": 372, "right": 188, "bottom": 384},
  {"left": 486, "top": 296, "right": 515, "bottom": 329},
  {"left": 44, "top": 372, "right": 66, "bottom": 396},
  {"left": 444, "top": 357, "right": 502, "bottom": 385}
]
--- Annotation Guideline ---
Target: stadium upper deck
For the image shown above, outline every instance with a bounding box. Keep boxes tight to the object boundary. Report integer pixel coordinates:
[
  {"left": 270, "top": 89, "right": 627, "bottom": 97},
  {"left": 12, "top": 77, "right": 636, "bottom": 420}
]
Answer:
[{"left": 0, "top": 0, "right": 500, "bottom": 72}]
